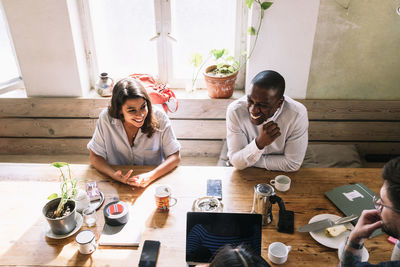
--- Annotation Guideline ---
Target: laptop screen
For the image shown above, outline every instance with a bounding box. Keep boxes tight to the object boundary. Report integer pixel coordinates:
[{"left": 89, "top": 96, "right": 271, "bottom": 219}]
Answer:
[{"left": 186, "top": 212, "right": 262, "bottom": 264}]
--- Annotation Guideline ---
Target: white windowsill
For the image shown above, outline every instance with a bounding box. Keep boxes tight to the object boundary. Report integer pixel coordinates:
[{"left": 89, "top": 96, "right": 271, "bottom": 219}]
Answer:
[{"left": 1, "top": 88, "right": 245, "bottom": 100}]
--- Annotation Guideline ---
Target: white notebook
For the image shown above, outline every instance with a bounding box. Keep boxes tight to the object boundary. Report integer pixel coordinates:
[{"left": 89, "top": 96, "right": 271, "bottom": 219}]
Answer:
[{"left": 99, "top": 212, "right": 143, "bottom": 246}]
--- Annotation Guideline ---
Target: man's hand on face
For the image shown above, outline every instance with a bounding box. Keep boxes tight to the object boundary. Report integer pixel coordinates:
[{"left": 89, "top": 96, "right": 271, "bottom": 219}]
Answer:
[
  {"left": 255, "top": 121, "right": 281, "bottom": 149},
  {"left": 349, "top": 209, "right": 383, "bottom": 244}
]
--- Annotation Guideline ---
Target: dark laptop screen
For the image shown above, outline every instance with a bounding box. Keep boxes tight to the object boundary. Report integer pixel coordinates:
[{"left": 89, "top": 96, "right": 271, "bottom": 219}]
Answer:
[{"left": 186, "top": 212, "right": 262, "bottom": 264}]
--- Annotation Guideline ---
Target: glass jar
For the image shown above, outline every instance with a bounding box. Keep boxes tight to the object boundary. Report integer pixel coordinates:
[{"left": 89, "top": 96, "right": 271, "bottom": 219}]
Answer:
[{"left": 95, "top": 72, "right": 114, "bottom": 97}]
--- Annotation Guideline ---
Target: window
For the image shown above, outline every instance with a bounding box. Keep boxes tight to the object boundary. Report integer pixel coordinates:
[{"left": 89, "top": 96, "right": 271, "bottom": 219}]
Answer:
[
  {"left": 85, "top": 0, "right": 246, "bottom": 89},
  {"left": 0, "top": 4, "right": 22, "bottom": 93}
]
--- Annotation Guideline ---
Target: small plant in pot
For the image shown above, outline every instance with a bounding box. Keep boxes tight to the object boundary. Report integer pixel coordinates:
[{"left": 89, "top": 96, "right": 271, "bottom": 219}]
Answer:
[
  {"left": 43, "top": 162, "right": 78, "bottom": 235},
  {"left": 203, "top": 49, "right": 240, "bottom": 99},
  {"left": 190, "top": 49, "right": 240, "bottom": 99},
  {"left": 189, "top": 0, "right": 273, "bottom": 98}
]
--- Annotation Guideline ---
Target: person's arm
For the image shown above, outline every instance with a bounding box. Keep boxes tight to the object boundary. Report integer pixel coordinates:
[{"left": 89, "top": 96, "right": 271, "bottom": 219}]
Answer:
[
  {"left": 129, "top": 151, "right": 180, "bottom": 187},
  {"left": 340, "top": 209, "right": 383, "bottom": 267},
  {"left": 89, "top": 150, "right": 135, "bottom": 184},
  {"left": 253, "top": 112, "right": 308, "bottom": 172},
  {"left": 227, "top": 106, "right": 267, "bottom": 170},
  {"left": 130, "top": 112, "right": 181, "bottom": 187}
]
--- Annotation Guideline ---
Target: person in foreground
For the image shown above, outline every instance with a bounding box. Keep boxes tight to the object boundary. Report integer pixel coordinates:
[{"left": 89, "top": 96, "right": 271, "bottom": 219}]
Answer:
[
  {"left": 226, "top": 70, "right": 308, "bottom": 172},
  {"left": 340, "top": 156, "right": 400, "bottom": 266},
  {"left": 87, "top": 78, "right": 181, "bottom": 188},
  {"left": 196, "top": 245, "right": 270, "bottom": 267}
]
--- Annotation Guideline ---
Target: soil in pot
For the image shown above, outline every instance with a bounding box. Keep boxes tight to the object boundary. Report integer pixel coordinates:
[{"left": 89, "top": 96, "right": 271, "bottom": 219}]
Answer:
[
  {"left": 45, "top": 202, "right": 74, "bottom": 219},
  {"left": 43, "top": 198, "right": 77, "bottom": 235}
]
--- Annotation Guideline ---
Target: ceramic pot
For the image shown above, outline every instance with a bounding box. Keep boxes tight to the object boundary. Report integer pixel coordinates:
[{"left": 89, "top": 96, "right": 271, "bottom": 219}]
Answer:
[
  {"left": 43, "top": 198, "right": 76, "bottom": 235},
  {"left": 203, "top": 65, "right": 238, "bottom": 99}
]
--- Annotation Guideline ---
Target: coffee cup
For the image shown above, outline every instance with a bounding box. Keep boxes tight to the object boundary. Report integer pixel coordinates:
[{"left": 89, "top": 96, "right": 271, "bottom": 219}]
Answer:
[
  {"left": 391, "top": 239, "right": 400, "bottom": 260},
  {"left": 268, "top": 242, "right": 291, "bottom": 264},
  {"left": 76, "top": 230, "right": 96, "bottom": 254},
  {"left": 270, "top": 175, "right": 291, "bottom": 192},
  {"left": 154, "top": 185, "right": 177, "bottom": 212}
]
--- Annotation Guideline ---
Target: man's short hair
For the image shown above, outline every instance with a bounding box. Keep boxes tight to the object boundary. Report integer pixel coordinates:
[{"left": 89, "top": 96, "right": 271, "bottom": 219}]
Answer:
[
  {"left": 382, "top": 156, "right": 400, "bottom": 211},
  {"left": 251, "top": 70, "right": 285, "bottom": 98}
]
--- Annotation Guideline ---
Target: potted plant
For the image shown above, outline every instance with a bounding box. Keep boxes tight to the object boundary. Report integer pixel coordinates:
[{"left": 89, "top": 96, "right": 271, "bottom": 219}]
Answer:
[
  {"left": 43, "top": 162, "right": 78, "bottom": 235},
  {"left": 189, "top": 0, "right": 273, "bottom": 98},
  {"left": 203, "top": 49, "right": 240, "bottom": 98}
]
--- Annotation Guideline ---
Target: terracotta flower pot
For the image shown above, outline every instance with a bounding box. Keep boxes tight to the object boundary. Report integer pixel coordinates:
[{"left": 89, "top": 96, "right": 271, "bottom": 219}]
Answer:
[{"left": 203, "top": 65, "right": 238, "bottom": 99}]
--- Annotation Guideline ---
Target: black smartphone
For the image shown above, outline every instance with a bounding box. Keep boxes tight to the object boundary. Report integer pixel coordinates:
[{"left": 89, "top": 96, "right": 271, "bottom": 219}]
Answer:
[
  {"left": 139, "top": 240, "right": 160, "bottom": 267},
  {"left": 207, "top": 179, "right": 222, "bottom": 200},
  {"left": 277, "top": 210, "right": 294, "bottom": 234}
]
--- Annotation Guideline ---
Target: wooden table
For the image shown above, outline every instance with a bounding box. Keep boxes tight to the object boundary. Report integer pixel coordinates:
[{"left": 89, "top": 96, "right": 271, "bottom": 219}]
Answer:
[{"left": 0, "top": 163, "right": 393, "bottom": 266}]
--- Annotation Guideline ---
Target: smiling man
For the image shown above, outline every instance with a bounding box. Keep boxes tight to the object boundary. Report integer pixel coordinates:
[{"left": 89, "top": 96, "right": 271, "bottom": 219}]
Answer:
[
  {"left": 226, "top": 70, "right": 308, "bottom": 171},
  {"left": 340, "top": 157, "right": 400, "bottom": 266}
]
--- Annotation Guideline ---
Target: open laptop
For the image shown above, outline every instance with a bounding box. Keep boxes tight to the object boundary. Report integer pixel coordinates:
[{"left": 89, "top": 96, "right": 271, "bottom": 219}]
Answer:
[{"left": 186, "top": 212, "right": 262, "bottom": 266}]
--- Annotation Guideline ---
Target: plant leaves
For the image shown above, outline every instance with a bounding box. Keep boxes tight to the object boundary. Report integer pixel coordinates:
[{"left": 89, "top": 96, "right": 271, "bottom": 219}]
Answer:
[
  {"left": 241, "top": 50, "right": 247, "bottom": 56},
  {"left": 190, "top": 53, "right": 203, "bottom": 67},
  {"left": 211, "top": 49, "right": 227, "bottom": 60},
  {"left": 261, "top": 2, "right": 273, "bottom": 10},
  {"left": 48, "top": 193, "right": 58, "bottom": 200},
  {"left": 226, "top": 56, "right": 235, "bottom": 62},
  {"left": 247, "top": 26, "right": 256, "bottom": 35},
  {"left": 216, "top": 63, "right": 225, "bottom": 69},
  {"left": 246, "top": 0, "right": 253, "bottom": 9},
  {"left": 51, "top": 162, "right": 69, "bottom": 168}
]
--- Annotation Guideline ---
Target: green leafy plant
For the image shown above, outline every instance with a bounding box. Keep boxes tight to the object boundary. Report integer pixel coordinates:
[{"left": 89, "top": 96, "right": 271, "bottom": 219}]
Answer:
[
  {"left": 190, "top": 48, "right": 239, "bottom": 87},
  {"left": 48, "top": 162, "right": 77, "bottom": 217},
  {"left": 246, "top": 0, "right": 273, "bottom": 60},
  {"left": 189, "top": 1, "right": 273, "bottom": 88}
]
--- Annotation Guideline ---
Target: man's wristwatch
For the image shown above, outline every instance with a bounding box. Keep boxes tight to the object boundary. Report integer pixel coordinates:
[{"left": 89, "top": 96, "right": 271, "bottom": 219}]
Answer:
[{"left": 346, "top": 236, "right": 364, "bottom": 249}]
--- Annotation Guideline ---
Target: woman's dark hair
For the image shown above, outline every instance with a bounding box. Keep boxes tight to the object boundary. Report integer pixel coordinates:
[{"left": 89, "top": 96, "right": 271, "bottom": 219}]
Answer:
[
  {"left": 108, "top": 78, "right": 157, "bottom": 137},
  {"left": 210, "top": 245, "right": 270, "bottom": 267},
  {"left": 382, "top": 156, "right": 400, "bottom": 211}
]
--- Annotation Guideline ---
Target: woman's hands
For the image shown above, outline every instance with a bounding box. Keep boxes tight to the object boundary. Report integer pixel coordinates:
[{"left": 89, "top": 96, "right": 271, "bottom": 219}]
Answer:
[
  {"left": 129, "top": 171, "right": 156, "bottom": 188},
  {"left": 112, "top": 169, "right": 134, "bottom": 184},
  {"left": 90, "top": 150, "right": 180, "bottom": 189},
  {"left": 113, "top": 169, "right": 156, "bottom": 188}
]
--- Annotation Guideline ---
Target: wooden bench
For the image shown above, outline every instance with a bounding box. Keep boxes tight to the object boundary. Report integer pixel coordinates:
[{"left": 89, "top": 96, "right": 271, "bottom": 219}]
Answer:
[{"left": 0, "top": 97, "right": 399, "bottom": 164}]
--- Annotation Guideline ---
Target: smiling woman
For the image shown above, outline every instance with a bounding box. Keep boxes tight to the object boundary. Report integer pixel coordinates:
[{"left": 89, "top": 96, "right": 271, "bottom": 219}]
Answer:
[{"left": 87, "top": 78, "right": 181, "bottom": 188}]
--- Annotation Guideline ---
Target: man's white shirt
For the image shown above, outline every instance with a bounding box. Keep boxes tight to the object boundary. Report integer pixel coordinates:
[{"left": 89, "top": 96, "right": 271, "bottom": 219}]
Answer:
[{"left": 226, "top": 95, "right": 308, "bottom": 172}]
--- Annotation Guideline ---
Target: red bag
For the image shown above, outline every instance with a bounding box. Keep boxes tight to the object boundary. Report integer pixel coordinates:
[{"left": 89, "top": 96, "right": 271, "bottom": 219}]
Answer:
[{"left": 129, "top": 74, "right": 178, "bottom": 113}]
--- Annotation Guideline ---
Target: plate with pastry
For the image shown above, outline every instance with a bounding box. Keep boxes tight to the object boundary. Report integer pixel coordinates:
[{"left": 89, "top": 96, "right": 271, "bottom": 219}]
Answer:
[{"left": 308, "top": 214, "right": 354, "bottom": 249}]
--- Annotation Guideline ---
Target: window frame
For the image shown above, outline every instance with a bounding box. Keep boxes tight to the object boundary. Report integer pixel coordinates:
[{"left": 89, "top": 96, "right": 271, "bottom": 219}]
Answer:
[
  {"left": 0, "top": 2, "right": 23, "bottom": 94},
  {"left": 78, "top": 0, "right": 248, "bottom": 90}
]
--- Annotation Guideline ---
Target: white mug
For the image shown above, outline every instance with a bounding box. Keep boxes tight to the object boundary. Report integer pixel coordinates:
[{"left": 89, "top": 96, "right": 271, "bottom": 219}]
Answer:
[
  {"left": 268, "top": 242, "right": 291, "bottom": 264},
  {"left": 270, "top": 175, "right": 291, "bottom": 192},
  {"left": 391, "top": 240, "right": 400, "bottom": 260},
  {"left": 75, "top": 230, "right": 96, "bottom": 254}
]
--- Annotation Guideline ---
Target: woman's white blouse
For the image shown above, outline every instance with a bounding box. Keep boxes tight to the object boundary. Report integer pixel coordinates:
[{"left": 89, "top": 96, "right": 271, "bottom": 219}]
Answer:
[{"left": 87, "top": 106, "right": 181, "bottom": 165}]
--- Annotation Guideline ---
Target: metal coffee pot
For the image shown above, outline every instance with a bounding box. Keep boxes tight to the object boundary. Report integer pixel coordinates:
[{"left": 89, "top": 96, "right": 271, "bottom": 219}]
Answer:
[{"left": 251, "top": 183, "right": 275, "bottom": 225}]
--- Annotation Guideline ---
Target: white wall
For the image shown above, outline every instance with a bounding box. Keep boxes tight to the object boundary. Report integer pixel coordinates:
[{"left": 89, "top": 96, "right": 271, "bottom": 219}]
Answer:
[
  {"left": 246, "top": 0, "right": 320, "bottom": 99},
  {"left": 2, "top": 0, "right": 319, "bottom": 98},
  {"left": 2, "top": 0, "right": 88, "bottom": 97}
]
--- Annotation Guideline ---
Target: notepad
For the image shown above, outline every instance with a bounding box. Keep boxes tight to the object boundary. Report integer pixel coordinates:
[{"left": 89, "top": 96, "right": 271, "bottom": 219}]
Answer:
[
  {"left": 99, "top": 211, "right": 143, "bottom": 246},
  {"left": 325, "top": 183, "right": 382, "bottom": 237}
]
